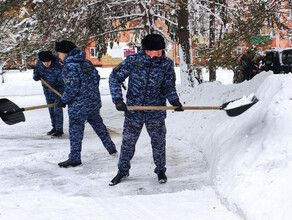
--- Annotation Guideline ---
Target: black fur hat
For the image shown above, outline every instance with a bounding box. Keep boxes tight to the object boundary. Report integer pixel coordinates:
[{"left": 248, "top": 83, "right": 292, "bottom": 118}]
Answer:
[
  {"left": 141, "top": 34, "right": 166, "bottom": 51},
  {"left": 38, "top": 51, "right": 54, "bottom": 62},
  {"left": 55, "top": 40, "right": 76, "bottom": 53}
]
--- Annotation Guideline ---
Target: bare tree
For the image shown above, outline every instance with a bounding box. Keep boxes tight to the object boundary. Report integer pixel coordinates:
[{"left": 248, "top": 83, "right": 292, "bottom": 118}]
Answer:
[
  {"left": 203, "top": 0, "right": 287, "bottom": 78},
  {"left": 0, "top": 0, "right": 288, "bottom": 87}
]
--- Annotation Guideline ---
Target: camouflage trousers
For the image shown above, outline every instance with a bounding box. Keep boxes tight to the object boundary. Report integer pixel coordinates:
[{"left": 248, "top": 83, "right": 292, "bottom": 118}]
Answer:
[
  {"left": 68, "top": 110, "right": 116, "bottom": 162},
  {"left": 118, "top": 118, "right": 166, "bottom": 175},
  {"left": 46, "top": 97, "right": 63, "bottom": 132}
]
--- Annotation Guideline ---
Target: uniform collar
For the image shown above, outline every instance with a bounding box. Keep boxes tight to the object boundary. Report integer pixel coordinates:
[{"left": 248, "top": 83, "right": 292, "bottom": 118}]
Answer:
[{"left": 138, "top": 49, "right": 165, "bottom": 63}]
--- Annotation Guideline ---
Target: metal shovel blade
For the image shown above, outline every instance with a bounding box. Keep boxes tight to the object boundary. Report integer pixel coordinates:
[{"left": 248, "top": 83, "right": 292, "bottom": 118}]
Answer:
[
  {"left": 222, "top": 96, "right": 259, "bottom": 117},
  {"left": 0, "top": 98, "right": 25, "bottom": 125}
]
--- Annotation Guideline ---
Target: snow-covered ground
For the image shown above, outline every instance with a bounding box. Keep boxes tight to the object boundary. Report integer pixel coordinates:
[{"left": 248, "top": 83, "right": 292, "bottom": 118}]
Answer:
[{"left": 0, "top": 68, "right": 291, "bottom": 220}]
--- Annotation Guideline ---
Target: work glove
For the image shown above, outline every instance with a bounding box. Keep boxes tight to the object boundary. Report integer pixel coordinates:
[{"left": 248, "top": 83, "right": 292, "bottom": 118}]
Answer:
[
  {"left": 115, "top": 99, "right": 127, "bottom": 112},
  {"left": 170, "top": 99, "right": 184, "bottom": 112},
  {"left": 34, "top": 73, "right": 41, "bottom": 81},
  {"left": 57, "top": 99, "right": 66, "bottom": 108}
]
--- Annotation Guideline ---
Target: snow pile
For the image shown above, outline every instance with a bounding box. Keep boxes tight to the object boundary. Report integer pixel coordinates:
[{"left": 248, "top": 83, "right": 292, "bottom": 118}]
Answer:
[
  {"left": 209, "top": 74, "right": 292, "bottom": 219},
  {"left": 167, "top": 71, "right": 292, "bottom": 219}
]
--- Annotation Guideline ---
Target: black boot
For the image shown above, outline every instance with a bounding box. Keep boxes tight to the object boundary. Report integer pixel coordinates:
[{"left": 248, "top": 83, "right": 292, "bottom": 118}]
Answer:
[
  {"left": 51, "top": 131, "right": 64, "bottom": 138},
  {"left": 109, "top": 149, "right": 118, "bottom": 155},
  {"left": 109, "top": 173, "right": 129, "bottom": 186},
  {"left": 158, "top": 173, "right": 167, "bottom": 184},
  {"left": 47, "top": 127, "right": 56, "bottom": 135},
  {"left": 58, "top": 159, "right": 82, "bottom": 168}
]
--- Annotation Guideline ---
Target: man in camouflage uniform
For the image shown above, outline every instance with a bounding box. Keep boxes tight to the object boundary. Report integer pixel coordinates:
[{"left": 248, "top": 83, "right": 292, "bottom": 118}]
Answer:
[
  {"left": 233, "top": 50, "right": 258, "bottom": 83},
  {"left": 33, "top": 51, "right": 64, "bottom": 137},
  {"left": 109, "top": 34, "right": 183, "bottom": 185},
  {"left": 55, "top": 40, "right": 117, "bottom": 168}
]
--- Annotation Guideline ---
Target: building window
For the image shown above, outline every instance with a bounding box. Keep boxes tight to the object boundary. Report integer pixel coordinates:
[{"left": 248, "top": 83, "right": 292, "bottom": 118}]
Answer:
[
  {"left": 193, "top": 48, "right": 206, "bottom": 58},
  {"left": 234, "top": 47, "right": 243, "bottom": 56},
  {"left": 260, "top": 26, "right": 269, "bottom": 35},
  {"left": 193, "top": 49, "right": 199, "bottom": 57},
  {"left": 289, "top": 9, "right": 292, "bottom": 18},
  {"left": 269, "top": 28, "right": 277, "bottom": 38},
  {"left": 90, "top": 48, "right": 98, "bottom": 58}
]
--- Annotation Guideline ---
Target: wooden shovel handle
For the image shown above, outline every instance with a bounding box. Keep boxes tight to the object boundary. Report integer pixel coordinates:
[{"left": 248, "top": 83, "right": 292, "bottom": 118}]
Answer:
[
  {"left": 41, "top": 79, "right": 62, "bottom": 97},
  {"left": 127, "top": 106, "right": 221, "bottom": 110},
  {"left": 24, "top": 103, "right": 57, "bottom": 111}
]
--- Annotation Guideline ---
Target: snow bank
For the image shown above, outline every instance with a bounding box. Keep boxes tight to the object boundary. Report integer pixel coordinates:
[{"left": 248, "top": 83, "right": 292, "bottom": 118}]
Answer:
[
  {"left": 208, "top": 74, "right": 292, "bottom": 219},
  {"left": 168, "top": 71, "right": 292, "bottom": 219}
]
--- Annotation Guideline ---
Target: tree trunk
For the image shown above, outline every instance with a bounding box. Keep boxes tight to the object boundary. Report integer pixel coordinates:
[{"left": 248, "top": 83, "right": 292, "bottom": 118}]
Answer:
[
  {"left": 217, "top": 0, "right": 227, "bottom": 48},
  {"left": 0, "top": 62, "right": 6, "bottom": 83},
  {"left": 209, "top": 0, "right": 216, "bottom": 82},
  {"left": 177, "top": 0, "right": 199, "bottom": 87}
]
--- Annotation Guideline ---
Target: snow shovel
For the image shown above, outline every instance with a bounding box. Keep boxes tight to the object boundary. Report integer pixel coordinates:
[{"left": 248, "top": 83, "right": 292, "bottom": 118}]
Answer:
[
  {"left": 40, "top": 78, "right": 62, "bottom": 97},
  {"left": 127, "top": 96, "right": 258, "bottom": 117},
  {"left": 0, "top": 98, "right": 57, "bottom": 125},
  {"left": 40, "top": 78, "right": 258, "bottom": 117},
  {"left": 0, "top": 79, "right": 61, "bottom": 125}
]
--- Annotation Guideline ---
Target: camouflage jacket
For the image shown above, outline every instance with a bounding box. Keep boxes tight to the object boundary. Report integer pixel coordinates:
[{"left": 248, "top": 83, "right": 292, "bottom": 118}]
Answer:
[
  {"left": 33, "top": 55, "right": 64, "bottom": 99},
  {"left": 109, "top": 49, "right": 179, "bottom": 121},
  {"left": 61, "top": 48, "right": 101, "bottom": 113}
]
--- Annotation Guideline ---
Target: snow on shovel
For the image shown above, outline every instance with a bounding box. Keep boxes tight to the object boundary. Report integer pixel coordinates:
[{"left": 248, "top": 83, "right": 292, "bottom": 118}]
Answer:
[
  {"left": 0, "top": 98, "right": 57, "bottom": 125},
  {"left": 127, "top": 95, "right": 258, "bottom": 117},
  {"left": 220, "top": 94, "right": 258, "bottom": 117}
]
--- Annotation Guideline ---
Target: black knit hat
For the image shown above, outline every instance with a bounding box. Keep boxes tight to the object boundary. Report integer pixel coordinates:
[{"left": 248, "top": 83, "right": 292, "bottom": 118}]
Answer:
[
  {"left": 38, "top": 51, "right": 54, "bottom": 62},
  {"left": 55, "top": 40, "right": 76, "bottom": 53},
  {"left": 141, "top": 34, "right": 166, "bottom": 51}
]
